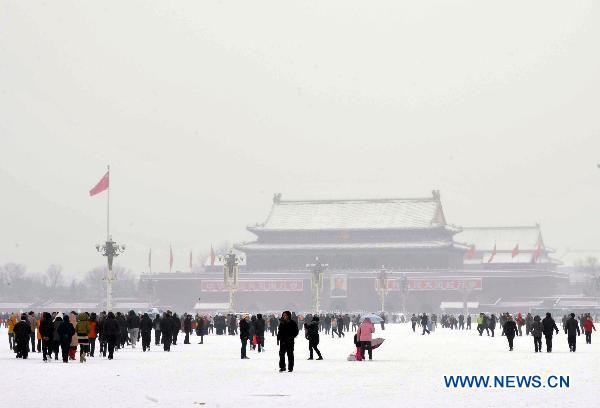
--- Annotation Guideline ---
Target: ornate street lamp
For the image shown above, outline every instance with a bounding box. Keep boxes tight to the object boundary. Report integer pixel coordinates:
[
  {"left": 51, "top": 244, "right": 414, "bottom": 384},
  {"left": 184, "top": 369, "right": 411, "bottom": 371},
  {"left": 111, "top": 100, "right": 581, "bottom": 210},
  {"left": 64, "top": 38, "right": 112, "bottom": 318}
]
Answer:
[
  {"left": 95, "top": 236, "right": 125, "bottom": 311},
  {"left": 307, "top": 256, "right": 327, "bottom": 313},
  {"left": 219, "top": 251, "right": 244, "bottom": 311},
  {"left": 377, "top": 265, "right": 389, "bottom": 313},
  {"left": 400, "top": 273, "right": 409, "bottom": 314}
]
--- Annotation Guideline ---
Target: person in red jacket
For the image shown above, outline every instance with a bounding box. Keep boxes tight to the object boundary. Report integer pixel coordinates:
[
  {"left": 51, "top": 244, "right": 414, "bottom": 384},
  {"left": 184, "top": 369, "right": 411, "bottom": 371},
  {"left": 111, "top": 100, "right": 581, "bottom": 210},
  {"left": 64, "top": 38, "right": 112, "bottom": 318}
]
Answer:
[
  {"left": 88, "top": 313, "right": 98, "bottom": 357},
  {"left": 583, "top": 315, "right": 596, "bottom": 344}
]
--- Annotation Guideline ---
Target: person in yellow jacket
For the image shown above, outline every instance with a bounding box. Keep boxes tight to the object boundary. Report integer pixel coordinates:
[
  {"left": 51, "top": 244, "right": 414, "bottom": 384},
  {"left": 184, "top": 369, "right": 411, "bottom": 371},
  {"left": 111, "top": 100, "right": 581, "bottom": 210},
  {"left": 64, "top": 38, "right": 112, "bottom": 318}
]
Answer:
[{"left": 7, "top": 314, "right": 17, "bottom": 351}]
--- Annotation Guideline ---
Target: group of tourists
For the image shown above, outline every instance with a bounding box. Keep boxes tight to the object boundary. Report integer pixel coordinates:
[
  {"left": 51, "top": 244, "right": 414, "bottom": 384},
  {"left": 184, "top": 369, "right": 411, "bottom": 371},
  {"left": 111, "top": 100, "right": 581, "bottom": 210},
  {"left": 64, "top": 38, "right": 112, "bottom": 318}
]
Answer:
[{"left": 406, "top": 310, "right": 597, "bottom": 353}]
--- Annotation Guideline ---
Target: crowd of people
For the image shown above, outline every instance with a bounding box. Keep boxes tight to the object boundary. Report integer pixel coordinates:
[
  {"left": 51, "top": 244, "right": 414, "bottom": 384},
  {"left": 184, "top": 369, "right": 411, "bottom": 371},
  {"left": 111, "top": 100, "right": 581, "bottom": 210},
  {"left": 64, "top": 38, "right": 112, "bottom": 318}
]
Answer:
[
  {"left": 1, "top": 309, "right": 597, "bottom": 369},
  {"left": 407, "top": 311, "right": 597, "bottom": 352}
]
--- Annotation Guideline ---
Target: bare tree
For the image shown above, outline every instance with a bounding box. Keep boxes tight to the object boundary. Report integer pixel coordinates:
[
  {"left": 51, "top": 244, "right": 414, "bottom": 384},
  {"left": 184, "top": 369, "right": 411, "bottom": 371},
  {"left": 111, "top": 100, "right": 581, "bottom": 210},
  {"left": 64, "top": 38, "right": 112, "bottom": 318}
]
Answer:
[
  {"left": 45, "top": 264, "right": 64, "bottom": 289},
  {"left": 575, "top": 257, "right": 600, "bottom": 296}
]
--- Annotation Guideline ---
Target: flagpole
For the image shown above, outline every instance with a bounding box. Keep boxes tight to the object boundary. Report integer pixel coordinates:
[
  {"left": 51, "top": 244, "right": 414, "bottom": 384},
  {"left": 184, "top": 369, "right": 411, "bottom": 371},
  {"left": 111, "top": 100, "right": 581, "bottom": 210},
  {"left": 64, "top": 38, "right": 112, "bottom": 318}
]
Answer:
[{"left": 107, "top": 164, "right": 110, "bottom": 241}]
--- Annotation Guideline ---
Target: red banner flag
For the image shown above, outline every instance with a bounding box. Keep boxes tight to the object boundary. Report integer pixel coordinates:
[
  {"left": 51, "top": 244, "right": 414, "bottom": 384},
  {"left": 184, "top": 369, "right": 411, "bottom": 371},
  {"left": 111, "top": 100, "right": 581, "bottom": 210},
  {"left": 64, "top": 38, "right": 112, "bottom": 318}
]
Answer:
[
  {"left": 465, "top": 245, "right": 476, "bottom": 259},
  {"left": 532, "top": 241, "right": 542, "bottom": 263},
  {"left": 89, "top": 171, "right": 109, "bottom": 196},
  {"left": 487, "top": 244, "right": 497, "bottom": 263},
  {"left": 511, "top": 244, "right": 519, "bottom": 258},
  {"left": 210, "top": 245, "right": 216, "bottom": 266}
]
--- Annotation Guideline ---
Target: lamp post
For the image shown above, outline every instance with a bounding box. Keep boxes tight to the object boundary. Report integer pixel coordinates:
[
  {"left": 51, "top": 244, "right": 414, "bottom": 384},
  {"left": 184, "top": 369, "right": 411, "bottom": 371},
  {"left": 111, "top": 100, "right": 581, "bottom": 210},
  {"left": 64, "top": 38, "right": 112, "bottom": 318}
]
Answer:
[
  {"left": 307, "top": 257, "right": 327, "bottom": 314},
  {"left": 219, "top": 251, "right": 243, "bottom": 312},
  {"left": 400, "top": 273, "right": 409, "bottom": 314},
  {"left": 377, "top": 265, "right": 389, "bottom": 313},
  {"left": 96, "top": 236, "right": 125, "bottom": 311}
]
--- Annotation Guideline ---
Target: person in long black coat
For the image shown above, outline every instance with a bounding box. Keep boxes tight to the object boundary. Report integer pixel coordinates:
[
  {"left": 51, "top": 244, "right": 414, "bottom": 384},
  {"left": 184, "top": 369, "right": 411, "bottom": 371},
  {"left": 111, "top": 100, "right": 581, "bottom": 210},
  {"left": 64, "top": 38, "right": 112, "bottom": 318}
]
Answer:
[
  {"left": 160, "top": 312, "right": 175, "bottom": 351},
  {"left": 39, "top": 312, "right": 55, "bottom": 362},
  {"left": 542, "top": 313, "right": 559, "bottom": 352},
  {"left": 13, "top": 314, "right": 32, "bottom": 359},
  {"left": 277, "top": 311, "right": 299, "bottom": 372},
  {"left": 255, "top": 314, "right": 266, "bottom": 352},
  {"left": 183, "top": 314, "right": 192, "bottom": 344},
  {"left": 140, "top": 313, "right": 153, "bottom": 352},
  {"left": 57, "top": 314, "right": 75, "bottom": 362},
  {"left": 564, "top": 313, "right": 581, "bottom": 352},
  {"left": 102, "top": 312, "right": 120, "bottom": 360},
  {"left": 172, "top": 313, "right": 181, "bottom": 345},
  {"left": 239, "top": 315, "right": 250, "bottom": 359},
  {"left": 503, "top": 315, "right": 518, "bottom": 351},
  {"left": 304, "top": 316, "right": 323, "bottom": 360}
]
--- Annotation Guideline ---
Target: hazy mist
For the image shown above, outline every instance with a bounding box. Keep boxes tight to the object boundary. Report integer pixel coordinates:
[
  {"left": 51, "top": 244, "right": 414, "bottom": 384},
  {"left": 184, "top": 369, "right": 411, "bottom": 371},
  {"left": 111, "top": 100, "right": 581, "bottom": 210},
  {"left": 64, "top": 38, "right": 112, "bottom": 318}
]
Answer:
[{"left": 1, "top": 0, "right": 600, "bottom": 279}]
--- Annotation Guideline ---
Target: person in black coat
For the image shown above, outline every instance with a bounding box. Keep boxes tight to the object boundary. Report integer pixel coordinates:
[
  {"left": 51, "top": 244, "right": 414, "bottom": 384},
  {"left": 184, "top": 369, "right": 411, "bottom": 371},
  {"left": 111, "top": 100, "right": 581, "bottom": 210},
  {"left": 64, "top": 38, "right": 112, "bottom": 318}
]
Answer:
[
  {"left": 13, "top": 314, "right": 32, "bottom": 359},
  {"left": 503, "top": 315, "right": 518, "bottom": 351},
  {"left": 39, "top": 312, "right": 55, "bottom": 362},
  {"left": 116, "top": 312, "right": 127, "bottom": 348},
  {"left": 564, "top": 313, "right": 581, "bottom": 352},
  {"left": 183, "top": 314, "right": 192, "bottom": 344},
  {"left": 172, "top": 313, "right": 181, "bottom": 345},
  {"left": 153, "top": 314, "right": 162, "bottom": 345},
  {"left": 277, "top": 310, "right": 299, "bottom": 372},
  {"left": 140, "top": 313, "right": 153, "bottom": 352},
  {"left": 542, "top": 312, "right": 560, "bottom": 352},
  {"left": 57, "top": 314, "right": 75, "bottom": 362},
  {"left": 255, "top": 314, "right": 266, "bottom": 352},
  {"left": 97, "top": 311, "right": 107, "bottom": 357},
  {"left": 102, "top": 312, "right": 120, "bottom": 360},
  {"left": 160, "top": 312, "right": 175, "bottom": 351},
  {"left": 239, "top": 314, "right": 250, "bottom": 359},
  {"left": 304, "top": 316, "right": 323, "bottom": 360},
  {"left": 195, "top": 315, "right": 205, "bottom": 344}
]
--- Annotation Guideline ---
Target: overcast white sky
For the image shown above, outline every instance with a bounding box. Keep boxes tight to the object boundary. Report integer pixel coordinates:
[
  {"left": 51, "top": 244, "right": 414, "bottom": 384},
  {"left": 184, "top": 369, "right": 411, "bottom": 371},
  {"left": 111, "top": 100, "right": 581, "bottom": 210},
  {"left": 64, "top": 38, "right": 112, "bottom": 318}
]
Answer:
[{"left": 1, "top": 1, "right": 599, "bottom": 278}]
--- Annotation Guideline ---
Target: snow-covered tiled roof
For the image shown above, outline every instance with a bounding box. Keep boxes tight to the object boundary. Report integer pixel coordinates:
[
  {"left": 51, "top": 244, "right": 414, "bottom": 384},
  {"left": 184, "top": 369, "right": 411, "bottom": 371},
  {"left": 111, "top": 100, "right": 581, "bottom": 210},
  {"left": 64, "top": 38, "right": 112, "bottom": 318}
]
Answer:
[
  {"left": 238, "top": 241, "right": 460, "bottom": 251},
  {"left": 249, "top": 193, "right": 451, "bottom": 231},
  {"left": 456, "top": 225, "right": 544, "bottom": 252}
]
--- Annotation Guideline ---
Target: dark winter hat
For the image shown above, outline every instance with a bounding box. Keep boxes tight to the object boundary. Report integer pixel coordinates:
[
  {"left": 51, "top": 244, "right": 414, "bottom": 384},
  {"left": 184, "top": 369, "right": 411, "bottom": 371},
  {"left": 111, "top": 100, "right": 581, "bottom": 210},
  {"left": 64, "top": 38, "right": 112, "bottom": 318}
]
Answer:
[
  {"left": 312, "top": 316, "right": 320, "bottom": 322},
  {"left": 570, "top": 313, "right": 575, "bottom": 318},
  {"left": 546, "top": 312, "right": 551, "bottom": 317},
  {"left": 21, "top": 314, "right": 27, "bottom": 320},
  {"left": 257, "top": 314, "right": 262, "bottom": 319}
]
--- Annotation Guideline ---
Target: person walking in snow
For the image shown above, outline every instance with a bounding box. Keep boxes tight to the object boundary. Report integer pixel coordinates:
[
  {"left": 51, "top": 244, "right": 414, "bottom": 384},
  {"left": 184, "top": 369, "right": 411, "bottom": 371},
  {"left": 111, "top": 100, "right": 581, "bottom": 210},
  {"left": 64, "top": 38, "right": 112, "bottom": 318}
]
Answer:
[
  {"left": 583, "top": 315, "right": 596, "bottom": 344},
  {"left": 503, "top": 315, "right": 518, "bottom": 351},
  {"left": 564, "top": 313, "right": 581, "bottom": 352},
  {"left": 531, "top": 315, "right": 544, "bottom": 352},
  {"left": 140, "top": 313, "right": 153, "bottom": 352},
  {"left": 421, "top": 314, "right": 430, "bottom": 335},
  {"left": 304, "top": 315, "right": 322, "bottom": 360},
  {"left": 277, "top": 311, "right": 299, "bottom": 372},
  {"left": 542, "top": 312, "right": 560, "bottom": 353},
  {"left": 57, "top": 314, "right": 75, "bottom": 363}
]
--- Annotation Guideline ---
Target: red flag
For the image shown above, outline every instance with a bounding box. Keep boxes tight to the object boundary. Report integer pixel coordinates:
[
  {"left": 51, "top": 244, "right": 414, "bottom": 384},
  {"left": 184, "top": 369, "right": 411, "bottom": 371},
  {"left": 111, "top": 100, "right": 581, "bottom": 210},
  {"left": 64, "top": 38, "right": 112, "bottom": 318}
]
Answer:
[
  {"left": 487, "top": 244, "right": 497, "bottom": 263},
  {"left": 465, "top": 245, "right": 476, "bottom": 260},
  {"left": 210, "top": 245, "right": 216, "bottom": 266},
  {"left": 89, "top": 171, "right": 109, "bottom": 196},
  {"left": 169, "top": 245, "right": 173, "bottom": 272},
  {"left": 532, "top": 241, "right": 542, "bottom": 263},
  {"left": 512, "top": 244, "right": 519, "bottom": 258}
]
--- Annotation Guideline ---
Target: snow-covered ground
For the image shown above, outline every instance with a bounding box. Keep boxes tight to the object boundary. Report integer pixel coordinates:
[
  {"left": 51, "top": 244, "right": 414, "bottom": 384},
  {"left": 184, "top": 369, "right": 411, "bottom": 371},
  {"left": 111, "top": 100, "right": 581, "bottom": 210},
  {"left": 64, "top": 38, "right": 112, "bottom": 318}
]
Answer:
[{"left": 0, "top": 324, "right": 596, "bottom": 408}]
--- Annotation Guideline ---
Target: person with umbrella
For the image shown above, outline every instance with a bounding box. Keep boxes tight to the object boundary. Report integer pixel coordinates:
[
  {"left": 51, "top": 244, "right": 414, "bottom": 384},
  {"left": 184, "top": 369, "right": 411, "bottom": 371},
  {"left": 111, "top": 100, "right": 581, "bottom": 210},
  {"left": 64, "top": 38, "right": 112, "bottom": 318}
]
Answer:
[{"left": 356, "top": 317, "right": 375, "bottom": 360}]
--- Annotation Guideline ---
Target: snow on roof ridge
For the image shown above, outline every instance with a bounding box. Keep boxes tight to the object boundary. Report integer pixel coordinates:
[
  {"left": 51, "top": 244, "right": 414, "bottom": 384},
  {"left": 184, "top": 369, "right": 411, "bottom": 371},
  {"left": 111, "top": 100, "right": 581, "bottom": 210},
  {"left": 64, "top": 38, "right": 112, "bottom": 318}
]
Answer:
[
  {"left": 462, "top": 225, "right": 540, "bottom": 231},
  {"left": 275, "top": 196, "right": 438, "bottom": 205}
]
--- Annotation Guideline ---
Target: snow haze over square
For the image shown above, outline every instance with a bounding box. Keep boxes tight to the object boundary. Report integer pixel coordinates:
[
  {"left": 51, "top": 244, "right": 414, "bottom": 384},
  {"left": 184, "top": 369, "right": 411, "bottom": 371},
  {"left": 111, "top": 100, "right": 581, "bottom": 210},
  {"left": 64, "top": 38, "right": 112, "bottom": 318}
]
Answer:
[{"left": 1, "top": 0, "right": 600, "bottom": 278}]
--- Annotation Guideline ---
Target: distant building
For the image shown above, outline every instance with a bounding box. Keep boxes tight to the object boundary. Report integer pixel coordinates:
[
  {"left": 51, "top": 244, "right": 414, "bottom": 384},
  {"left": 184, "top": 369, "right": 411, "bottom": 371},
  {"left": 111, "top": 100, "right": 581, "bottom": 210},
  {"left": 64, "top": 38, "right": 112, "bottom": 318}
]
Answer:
[
  {"left": 237, "top": 190, "right": 466, "bottom": 271},
  {"left": 140, "top": 192, "right": 569, "bottom": 313}
]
